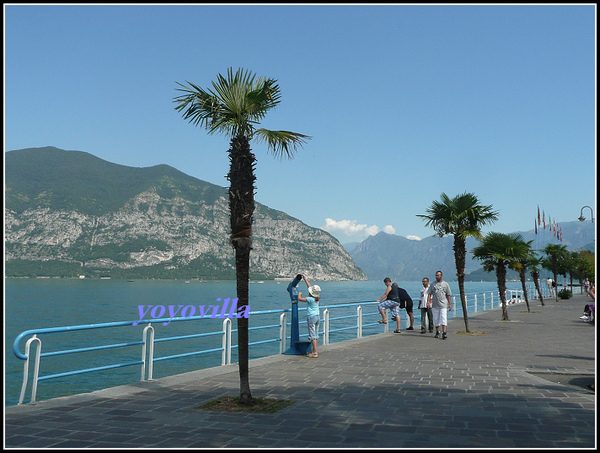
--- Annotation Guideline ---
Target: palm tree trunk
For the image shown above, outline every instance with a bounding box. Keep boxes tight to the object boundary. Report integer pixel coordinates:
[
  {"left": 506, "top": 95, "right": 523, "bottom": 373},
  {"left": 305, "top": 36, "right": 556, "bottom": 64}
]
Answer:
[
  {"left": 532, "top": 270, "right": 545, "bottom": 306},
  {"left": 496, "top": 263, "right": 509, "bottom": 321},
  {"left": 453, "top": 236, "right": 470, "bottom": 332},
  {"left": 519, "top": 268, "right": 530, "bottom": 312},
  {"left": 227, "top": 135, "right": 256, "bottom": 405}
]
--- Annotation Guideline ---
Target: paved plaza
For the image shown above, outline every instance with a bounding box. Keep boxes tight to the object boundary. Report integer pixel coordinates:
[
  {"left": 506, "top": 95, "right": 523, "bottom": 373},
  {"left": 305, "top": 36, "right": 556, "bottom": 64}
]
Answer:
[{"left": 5, "top": 293, "right": 596, "bottom": 448}]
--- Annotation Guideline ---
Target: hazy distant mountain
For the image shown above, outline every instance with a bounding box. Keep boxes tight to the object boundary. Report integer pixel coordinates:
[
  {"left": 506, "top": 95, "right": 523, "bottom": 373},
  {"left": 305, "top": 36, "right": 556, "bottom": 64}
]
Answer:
[
  {"left": 342, "top": 242, "right": 361, "bottom": 253},
  {"left": 350, "top": 222, "right": 595, "bottom": 282},
  {"left": 5, "top": 147, "right": 367, "bottom": 281}
]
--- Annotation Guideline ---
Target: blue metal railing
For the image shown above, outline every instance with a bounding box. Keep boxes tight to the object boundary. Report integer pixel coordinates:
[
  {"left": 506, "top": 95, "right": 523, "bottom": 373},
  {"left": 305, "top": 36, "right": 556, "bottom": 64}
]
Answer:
[{"left": 13, "top": 289, "right": 525, "bottom": 405}]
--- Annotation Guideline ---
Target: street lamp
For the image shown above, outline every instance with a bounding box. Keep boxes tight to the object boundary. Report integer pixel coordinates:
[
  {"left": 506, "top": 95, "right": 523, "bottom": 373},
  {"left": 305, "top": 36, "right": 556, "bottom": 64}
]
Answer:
[{"left": 578, "top": 206, "right": 594, "bottom": 223}]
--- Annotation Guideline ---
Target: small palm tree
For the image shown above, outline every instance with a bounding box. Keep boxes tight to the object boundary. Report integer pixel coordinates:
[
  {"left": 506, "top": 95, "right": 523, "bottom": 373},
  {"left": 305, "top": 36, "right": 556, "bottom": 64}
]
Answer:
[
  {"left": 526, "top": 255, "right": 545, "bottom": 306},
  {"left": 417, "top": 192, "right": 499, "bottom": 332},
  {"left": 472, "top": 232, "right": 524, "bottom": 321},
  {"left": 174, "top": 68, "right": 310, "bottom": 404},
  {"left": 542, "top": 244, "right": 568, "bottom": 301}
]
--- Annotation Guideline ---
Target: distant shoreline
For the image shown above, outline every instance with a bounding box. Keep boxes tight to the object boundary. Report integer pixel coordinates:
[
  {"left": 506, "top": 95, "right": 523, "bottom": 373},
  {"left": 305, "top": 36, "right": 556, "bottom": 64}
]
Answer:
[{"left": 5, "top": 275, "right": 567, "bottom": 285}]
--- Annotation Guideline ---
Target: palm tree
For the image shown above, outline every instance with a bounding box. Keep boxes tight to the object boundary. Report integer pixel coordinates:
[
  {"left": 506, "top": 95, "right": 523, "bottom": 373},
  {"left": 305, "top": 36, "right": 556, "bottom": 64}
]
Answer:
[
  {"left": 472, "top": 232, "right": 524, "bottom": 321},
  {"left": 541, "top": 244, "right": 568, "bottom": 301},
  {"left": 526, "top": 254, "right": 545, "bottom": 306},
  {"left": 509, "top": 238, "right": 534, "bottom": 313},
  {"left": 417, "top": 192, "right": 499, "bottom": 332},
  {"left": 174, "top": 68, "right": 310, "bottom": 404}
]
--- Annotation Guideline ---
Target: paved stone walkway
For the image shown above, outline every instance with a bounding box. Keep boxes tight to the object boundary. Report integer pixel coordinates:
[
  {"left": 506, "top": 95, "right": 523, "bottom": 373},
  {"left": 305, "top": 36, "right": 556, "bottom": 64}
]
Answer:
[{"left": 5, "top": 293, "right": 596, "bottom": 448}]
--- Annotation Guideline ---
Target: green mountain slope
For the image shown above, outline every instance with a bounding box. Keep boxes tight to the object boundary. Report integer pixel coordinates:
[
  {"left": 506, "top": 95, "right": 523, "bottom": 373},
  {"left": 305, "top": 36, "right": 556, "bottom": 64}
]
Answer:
[{"left": 6, "top": 146, "right": 226, "bottom": 216}]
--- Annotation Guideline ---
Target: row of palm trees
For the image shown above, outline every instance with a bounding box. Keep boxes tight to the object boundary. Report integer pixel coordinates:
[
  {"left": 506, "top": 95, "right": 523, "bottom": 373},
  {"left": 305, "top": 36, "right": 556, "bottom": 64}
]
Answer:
[
  {"left": 173, "top": 67, "right": 593, "bottom": 405},
  {"left": 418, "top": 193, "right": 595, "bottom": 325}
]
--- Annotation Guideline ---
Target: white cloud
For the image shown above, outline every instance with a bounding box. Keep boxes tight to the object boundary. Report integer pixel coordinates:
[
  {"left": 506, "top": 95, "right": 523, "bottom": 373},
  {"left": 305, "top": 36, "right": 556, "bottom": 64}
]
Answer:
[
  {"left": 383, "top": 225, "right": 396, "bottom": 235},
  {"left": 322, "top": 219, "right": 423, "bottom": 243},
  {"left": 322, "top": 218, "right": 368, "bottom": 236},
  {"left": 364, "top": 224, "right": 380, "bottom": 236},
  {"left": 322, "top": 218, "right": 395, "bottom": 240}
]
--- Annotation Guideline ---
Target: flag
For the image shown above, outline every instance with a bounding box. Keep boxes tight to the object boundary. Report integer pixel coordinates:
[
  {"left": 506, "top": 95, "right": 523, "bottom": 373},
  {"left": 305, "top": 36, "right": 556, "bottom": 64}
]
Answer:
[
  {"left": 535, "top": 219, "right": 538, "bottom": 235},
  {"left": 543, "top": 211, "right": 546, "bottom": 229},
  {"left": 537, "top": 206, "right": 541, "bottom": 226}
]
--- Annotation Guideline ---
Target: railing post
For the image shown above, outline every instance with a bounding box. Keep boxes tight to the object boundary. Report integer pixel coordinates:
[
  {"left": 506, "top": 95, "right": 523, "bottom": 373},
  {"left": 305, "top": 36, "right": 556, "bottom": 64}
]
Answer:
[
  {"left": 357, "top": 306, "right": 363, "bottom": 339},
  {"left": 222, "top": 318, "right": 232, "bottom": 365},
  {"left": 19, "top": 335, "right": 42, "bottom": 405},
  {"left": 279, "top": 313, "right": 287, "bottom": 354},
  {"left": 474, "top": 295, "right": 478, "bottom": 313},
  {"left": 141, "top": 324, "right": 155, "bottom": 381},
  {"left": 323, "top": 309, "right": 330, "bottom": 345},
  {"left": 384, "top": 309, "right": 389, "bottom": 332}
]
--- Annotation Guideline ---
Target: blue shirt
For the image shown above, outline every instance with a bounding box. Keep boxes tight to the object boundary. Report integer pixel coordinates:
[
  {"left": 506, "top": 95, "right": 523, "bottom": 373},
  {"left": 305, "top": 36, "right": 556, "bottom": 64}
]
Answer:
[{"left": 305, "top": 296, "right": 320, "bottom": 317}]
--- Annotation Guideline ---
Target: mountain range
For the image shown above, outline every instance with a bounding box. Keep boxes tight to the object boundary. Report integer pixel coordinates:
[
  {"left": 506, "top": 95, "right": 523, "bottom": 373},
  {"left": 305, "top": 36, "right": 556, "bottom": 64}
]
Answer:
[
  {"left": 5, "top": 147, "right": 367, "bottom": 281},
  {"left": 349, "top": 221, "right": 595, "bottom": 281},
  {"left": 5, "top": 147, "right": 594, "bottom": 282}
]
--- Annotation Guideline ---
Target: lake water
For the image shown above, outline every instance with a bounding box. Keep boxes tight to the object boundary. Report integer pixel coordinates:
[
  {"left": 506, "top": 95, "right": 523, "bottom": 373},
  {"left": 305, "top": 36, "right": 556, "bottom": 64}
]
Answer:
[{"left": 5, "top": 278, "right": 525, "bottom": 407}]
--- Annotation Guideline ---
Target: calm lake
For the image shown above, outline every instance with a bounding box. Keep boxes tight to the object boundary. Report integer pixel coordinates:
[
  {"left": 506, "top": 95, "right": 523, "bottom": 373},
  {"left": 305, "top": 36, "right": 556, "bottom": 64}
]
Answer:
[{"left": 5, "top": 278, "right": 524, "bottom": 407}]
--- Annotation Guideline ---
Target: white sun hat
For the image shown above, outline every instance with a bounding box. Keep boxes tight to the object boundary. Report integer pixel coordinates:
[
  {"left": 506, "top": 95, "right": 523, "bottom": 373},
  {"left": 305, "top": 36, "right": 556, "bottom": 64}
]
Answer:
[{"left": 308, "top": 285, "right": 321, "bottom": 297}]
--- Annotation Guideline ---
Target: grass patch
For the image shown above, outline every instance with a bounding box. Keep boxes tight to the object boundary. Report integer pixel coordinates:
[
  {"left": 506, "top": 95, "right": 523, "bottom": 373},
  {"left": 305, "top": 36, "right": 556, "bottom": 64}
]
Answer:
[
  {"left": 455, "top": 330, "right": 487, "bottom": 335},
  {"left": 196, "top": 396, "right": 294, "bottom": 413}
]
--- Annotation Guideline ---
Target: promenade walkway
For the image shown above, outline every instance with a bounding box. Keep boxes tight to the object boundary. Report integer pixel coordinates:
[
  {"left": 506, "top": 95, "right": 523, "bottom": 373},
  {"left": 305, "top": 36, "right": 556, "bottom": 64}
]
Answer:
[{"left": 5, "top": 293, "right": 596, "bottom": 448}]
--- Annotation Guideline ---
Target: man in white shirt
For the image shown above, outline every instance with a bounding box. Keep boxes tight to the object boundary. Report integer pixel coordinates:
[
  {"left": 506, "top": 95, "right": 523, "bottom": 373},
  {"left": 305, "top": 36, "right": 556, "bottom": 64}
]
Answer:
[{"left": 418, "top": 277, "right": 433, "bottom": 334}]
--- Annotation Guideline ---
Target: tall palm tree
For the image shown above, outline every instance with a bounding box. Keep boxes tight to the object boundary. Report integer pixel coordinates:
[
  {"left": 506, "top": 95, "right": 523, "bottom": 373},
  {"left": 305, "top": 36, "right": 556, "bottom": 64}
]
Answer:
[
  {"left": 472, "top": 232, "right": 524, "bottom": 321},
  {"left": 526, "top": 254, "right": 545, "bottom": 306},
  {"left": 417, "top": 192, "right": 499, "bottom": 332},
  {"left": 541, "top": 244, "right": 568, "bottom": 301},
  {"left": 174, "top": 68, "right": 310, "bottom": 404}
]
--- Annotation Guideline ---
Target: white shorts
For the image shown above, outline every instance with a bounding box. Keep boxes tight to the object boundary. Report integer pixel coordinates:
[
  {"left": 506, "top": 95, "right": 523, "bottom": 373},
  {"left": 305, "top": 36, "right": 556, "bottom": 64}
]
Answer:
[{"left": 432, "top": 308, "right": 447, "bottom": 327}]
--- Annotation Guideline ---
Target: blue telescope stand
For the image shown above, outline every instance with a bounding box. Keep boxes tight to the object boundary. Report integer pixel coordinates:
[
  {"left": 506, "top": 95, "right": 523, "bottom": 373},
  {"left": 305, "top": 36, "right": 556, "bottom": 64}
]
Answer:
[{"left": 284, "top": 276, "right": 312, "bottom": 355}]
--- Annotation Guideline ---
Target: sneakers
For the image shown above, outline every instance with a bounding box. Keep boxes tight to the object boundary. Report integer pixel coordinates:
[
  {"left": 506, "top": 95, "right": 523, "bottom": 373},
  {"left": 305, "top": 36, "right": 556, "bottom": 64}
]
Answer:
[
  {"left": 442, "top": 332, "right": 447, "bottom": 340},
  {"left": 421, "top": 329, "right": 426, "bottom": 334},
  {"left": 406, "top": 326, "right": 414, "bottom": 331},
  {"left": 434, "top": 332, "right": 440, "bottom": 338}
]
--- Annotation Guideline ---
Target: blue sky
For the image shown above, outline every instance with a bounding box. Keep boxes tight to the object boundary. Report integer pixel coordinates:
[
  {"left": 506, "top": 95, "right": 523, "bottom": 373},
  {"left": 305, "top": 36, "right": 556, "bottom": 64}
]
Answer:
[{"left": 4, "top": 4, "right": 596, "bottom": 245}]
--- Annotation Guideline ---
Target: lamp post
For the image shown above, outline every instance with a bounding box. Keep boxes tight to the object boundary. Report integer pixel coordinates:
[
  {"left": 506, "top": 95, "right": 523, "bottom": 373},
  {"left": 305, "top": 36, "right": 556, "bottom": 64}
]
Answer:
[{"left": 578, "top": 206, "right": 594, "bottom": 223}]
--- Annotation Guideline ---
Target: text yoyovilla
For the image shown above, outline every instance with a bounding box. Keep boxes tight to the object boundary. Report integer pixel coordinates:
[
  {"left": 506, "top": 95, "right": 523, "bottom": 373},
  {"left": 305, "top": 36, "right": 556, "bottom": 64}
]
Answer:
[{"left": 133, "top": 298, "right": 249, "bottom": 326}]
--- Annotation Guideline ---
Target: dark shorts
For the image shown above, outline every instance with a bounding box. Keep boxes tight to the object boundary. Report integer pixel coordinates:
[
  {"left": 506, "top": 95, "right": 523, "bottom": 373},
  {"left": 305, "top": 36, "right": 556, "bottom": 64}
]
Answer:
[{"left": 391, "top": 299, "right": 413, "bottom": 314}]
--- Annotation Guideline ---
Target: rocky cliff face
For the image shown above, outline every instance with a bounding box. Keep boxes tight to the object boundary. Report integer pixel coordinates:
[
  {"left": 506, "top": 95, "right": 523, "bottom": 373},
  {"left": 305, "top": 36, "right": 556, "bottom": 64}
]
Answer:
[{"left": 5, "top": 147, "right": 367, "bottom": 281}]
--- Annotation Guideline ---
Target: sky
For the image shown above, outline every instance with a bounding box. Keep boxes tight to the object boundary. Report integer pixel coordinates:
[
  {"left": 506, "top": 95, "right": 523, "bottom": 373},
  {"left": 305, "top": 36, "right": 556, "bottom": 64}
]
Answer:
[{"left": 4, "top": 4, "right": 596, "bottom": 245}]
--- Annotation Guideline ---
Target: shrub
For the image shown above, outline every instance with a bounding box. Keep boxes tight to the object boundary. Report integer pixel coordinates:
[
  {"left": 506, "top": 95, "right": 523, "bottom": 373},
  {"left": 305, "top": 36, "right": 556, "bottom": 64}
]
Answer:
[{"left": 558, "top": 288, "right": 572, "bottom": 299}]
